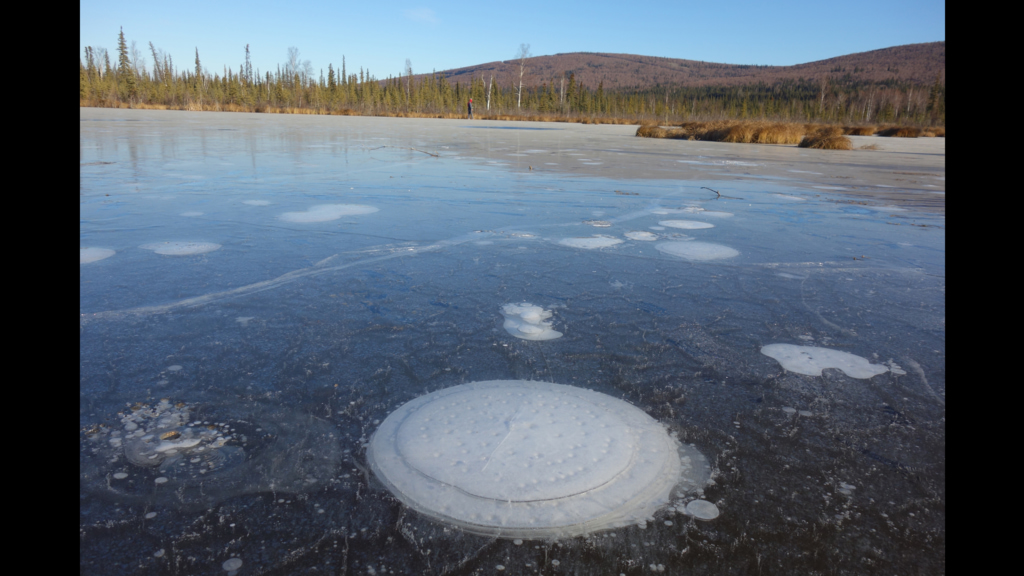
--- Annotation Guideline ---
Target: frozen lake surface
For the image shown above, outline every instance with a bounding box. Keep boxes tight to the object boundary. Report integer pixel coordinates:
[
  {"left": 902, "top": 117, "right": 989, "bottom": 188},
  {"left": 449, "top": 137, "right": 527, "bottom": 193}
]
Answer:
[{"left": 81, "top": 109, "right": 945, "bottom": 575}]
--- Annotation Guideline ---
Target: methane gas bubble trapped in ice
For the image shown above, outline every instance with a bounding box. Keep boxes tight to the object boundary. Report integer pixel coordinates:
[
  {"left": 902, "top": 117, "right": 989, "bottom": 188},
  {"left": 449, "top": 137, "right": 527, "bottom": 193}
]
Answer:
[
  {"left": 625, "top": 231, "right": 658, "bottom": 241},
  {"left": 139, "top": 242, "right": 222, "bottom": 256},
  {"left": 760, "top": 344, "right": 890, "bottom": 378},
  {"left": 558, "top": 236, "right": 623, "bottom": 249},
  {"left": 279, "top": 204, "right": 379, "bottom": 223},
  {"left": 80, "top": 248, "right": 115, "bottom": 264},
  {"left": 367, "top": 380, "right": 710, "bottom": 539},
  {"left": 500, "top": 303, "right": 563, "bottom": 341},
  {"left": 80, "top": 398, "right": 343, "bottom": 510},
  {"left": 659, "top": 220, "right": 714, "bottom": 230},
  {"left": 656, "top": 241, "right": 739, "bottom": 261}
]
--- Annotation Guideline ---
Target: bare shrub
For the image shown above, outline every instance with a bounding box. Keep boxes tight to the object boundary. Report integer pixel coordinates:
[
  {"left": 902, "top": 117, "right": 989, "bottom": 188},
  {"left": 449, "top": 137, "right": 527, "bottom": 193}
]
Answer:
[{"left": 877, "top": 126, "right": 922, "bottom": 137}]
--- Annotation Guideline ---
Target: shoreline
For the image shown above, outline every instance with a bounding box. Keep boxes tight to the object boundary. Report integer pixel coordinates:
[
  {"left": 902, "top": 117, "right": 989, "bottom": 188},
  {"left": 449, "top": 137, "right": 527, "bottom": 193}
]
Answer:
[{"left": 80, "top": 107, "right": 945, "bottom": 212}]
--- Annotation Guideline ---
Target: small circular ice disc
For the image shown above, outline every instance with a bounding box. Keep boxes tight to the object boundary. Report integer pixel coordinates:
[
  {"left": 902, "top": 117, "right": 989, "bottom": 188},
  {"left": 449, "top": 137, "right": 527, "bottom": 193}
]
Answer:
[
  {"left": 684, "top": 499, "right": 720, "bottom": 520},
  {"left": 368, "top": 380, "right": 709, "bottom": 539}
]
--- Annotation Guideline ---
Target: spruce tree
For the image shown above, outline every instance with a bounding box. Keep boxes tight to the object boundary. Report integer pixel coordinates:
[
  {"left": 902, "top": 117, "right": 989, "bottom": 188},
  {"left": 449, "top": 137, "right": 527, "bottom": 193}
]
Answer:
[
  {"left": 244, "top": 44, "right": 253, "bottom": 84},
  {"left": 117, "top": 27, "right": 137, "bottom": 101}
]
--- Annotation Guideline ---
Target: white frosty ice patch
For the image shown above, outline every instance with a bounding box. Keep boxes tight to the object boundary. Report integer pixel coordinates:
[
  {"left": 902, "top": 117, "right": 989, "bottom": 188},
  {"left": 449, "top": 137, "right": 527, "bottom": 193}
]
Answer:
[
  {"left": 656, "top": 241, "right": 738, "bottom": 261},
  {"left": 242, "top": 200, "right": 271, "bottom": 206},
  {"left": 80, "top": 248, "right": 115, "bottom": 264},
  {"left": 700, "top": 211, "right": 734, "bottom": 218},
  {"left": 139, "top": 242, "right": 221, "bottom": 256},
  {"left": 367, "top": 380, "right": 710, "bottom": 539},
  {"left": 625, "top": 231, "right": 658, "bottom": 241},
  {"left": 500, "top": 303, "right": 563, "bottom": 341},
  {"left": 760, "top": 344, "right": 890, "bottom": 378},
  {"left": 659, "top": 220, "right": 714, "bottom": 230},
  {"left": 279, "top": 204, "right": 379, "bottom": 223},
  {"left": 774, "top": 194, "right": 806, "bottom": 201},
  {"left": 650, "top": 207, "right": 702, "bottom": 215},
  {"left": 558, "top": 236, "right": 623, "bottom": 249}
]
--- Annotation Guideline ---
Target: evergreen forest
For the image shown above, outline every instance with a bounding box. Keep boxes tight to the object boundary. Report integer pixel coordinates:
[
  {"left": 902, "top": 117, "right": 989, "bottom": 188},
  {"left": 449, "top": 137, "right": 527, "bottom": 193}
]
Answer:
[{"left": 80, "top": 30, "right": 945, "bottom": 126}]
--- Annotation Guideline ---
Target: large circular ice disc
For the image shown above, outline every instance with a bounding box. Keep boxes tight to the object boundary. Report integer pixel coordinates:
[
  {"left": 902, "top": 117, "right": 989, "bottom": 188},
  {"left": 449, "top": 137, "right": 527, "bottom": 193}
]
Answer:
[
  {"left": 368, "top": 381, "right": 708, "bottom": 538},
  {"left": 396, "top": 386, "right": 637, "bottom": 501}
]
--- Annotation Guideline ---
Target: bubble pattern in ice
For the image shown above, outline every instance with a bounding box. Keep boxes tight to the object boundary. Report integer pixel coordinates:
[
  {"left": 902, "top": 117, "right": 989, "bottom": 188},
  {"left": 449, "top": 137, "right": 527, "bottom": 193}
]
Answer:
[{"left": 368, "top": 380, "right": 710, "bottom": 539}]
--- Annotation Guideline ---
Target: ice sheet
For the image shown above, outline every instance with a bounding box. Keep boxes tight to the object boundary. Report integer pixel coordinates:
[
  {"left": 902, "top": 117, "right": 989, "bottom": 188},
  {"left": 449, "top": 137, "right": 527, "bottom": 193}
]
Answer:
[{"left": 80, "top": 109, "right": 945, "bottom": 576}]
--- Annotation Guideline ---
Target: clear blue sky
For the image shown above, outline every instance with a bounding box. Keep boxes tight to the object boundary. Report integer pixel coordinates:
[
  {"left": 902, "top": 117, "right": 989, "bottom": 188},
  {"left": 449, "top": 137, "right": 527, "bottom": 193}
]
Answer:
[{"left": 80, "top": 1, "right": 945, "bottom": 80}]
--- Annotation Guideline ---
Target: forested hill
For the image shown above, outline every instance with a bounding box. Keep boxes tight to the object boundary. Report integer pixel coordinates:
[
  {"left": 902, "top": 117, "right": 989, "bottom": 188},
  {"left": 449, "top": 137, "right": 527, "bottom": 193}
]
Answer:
[{"left": 420, "top": 42, "right": 945, "bottom": 90}]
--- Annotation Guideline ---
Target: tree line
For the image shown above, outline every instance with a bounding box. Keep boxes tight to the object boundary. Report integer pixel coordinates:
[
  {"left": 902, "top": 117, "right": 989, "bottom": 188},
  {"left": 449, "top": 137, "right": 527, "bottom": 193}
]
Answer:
[{"left": 80, "top": 29, "right": 944, "bottom": 126}]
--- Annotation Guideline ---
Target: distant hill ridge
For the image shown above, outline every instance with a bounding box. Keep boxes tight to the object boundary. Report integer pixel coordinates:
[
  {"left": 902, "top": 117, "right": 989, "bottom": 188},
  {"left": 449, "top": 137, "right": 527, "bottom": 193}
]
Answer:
[{"left": 412, "top": 42, "right": 944, "bottom": 90}]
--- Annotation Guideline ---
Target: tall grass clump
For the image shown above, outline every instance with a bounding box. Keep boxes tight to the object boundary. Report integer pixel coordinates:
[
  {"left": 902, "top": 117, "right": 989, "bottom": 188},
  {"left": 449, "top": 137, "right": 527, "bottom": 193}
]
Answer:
[
  {"left": 636, "top": 125, "right": 668, "bottom": 138},
  {"left": 799, "top": 127, "right": 853, "bottom": 150},
  {"left": 636, "top": 120, "right": 806, "bottom": 144},
  {"left": 752, "top": 122, "right": 805, "bottom": 144}
]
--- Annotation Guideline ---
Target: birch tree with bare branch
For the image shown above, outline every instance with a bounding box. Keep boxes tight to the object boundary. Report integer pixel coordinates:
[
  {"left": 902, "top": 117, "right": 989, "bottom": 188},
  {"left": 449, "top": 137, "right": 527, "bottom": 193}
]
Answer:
[{"left": 515, "top": 43, "right": 530, "bottom": 109}]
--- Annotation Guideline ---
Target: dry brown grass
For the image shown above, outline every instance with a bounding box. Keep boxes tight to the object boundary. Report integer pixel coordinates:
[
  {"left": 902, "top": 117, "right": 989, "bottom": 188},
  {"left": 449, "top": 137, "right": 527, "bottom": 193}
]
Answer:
[
  {"left": 634, "top": 120, "right": 810, "bottom": 145},
  {"left": 799, "top": 128, "right": 853, "bottom": 150},
  {"left": 636, "top": 125, "right": 668, "bottom": 137},
  {"left": 79, "top": 99, "right": 944, "bottom": 139},
  {"left": 859, "top": 144, "right": 880, "bottom": 150},
  {"left": 635, "top": 120, "right": 806, "bottom": 144},
  {"left": 843, "top": 125, "right": 878, "bottom": 136},
  {"left": 752, "top": 122, "right": 805, "bottom": 144},
  {"left": 877, "top": 126, "right": 922, "bottom": 138},
  {"left": 813, "top": 126, "right": 845, "bottom": 138}
]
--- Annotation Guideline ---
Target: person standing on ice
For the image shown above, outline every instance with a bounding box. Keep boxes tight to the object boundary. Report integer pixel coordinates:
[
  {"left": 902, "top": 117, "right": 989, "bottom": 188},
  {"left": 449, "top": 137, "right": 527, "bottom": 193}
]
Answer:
[{"left": 468, "top": 98, "right": 474, "bottom": 120}]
